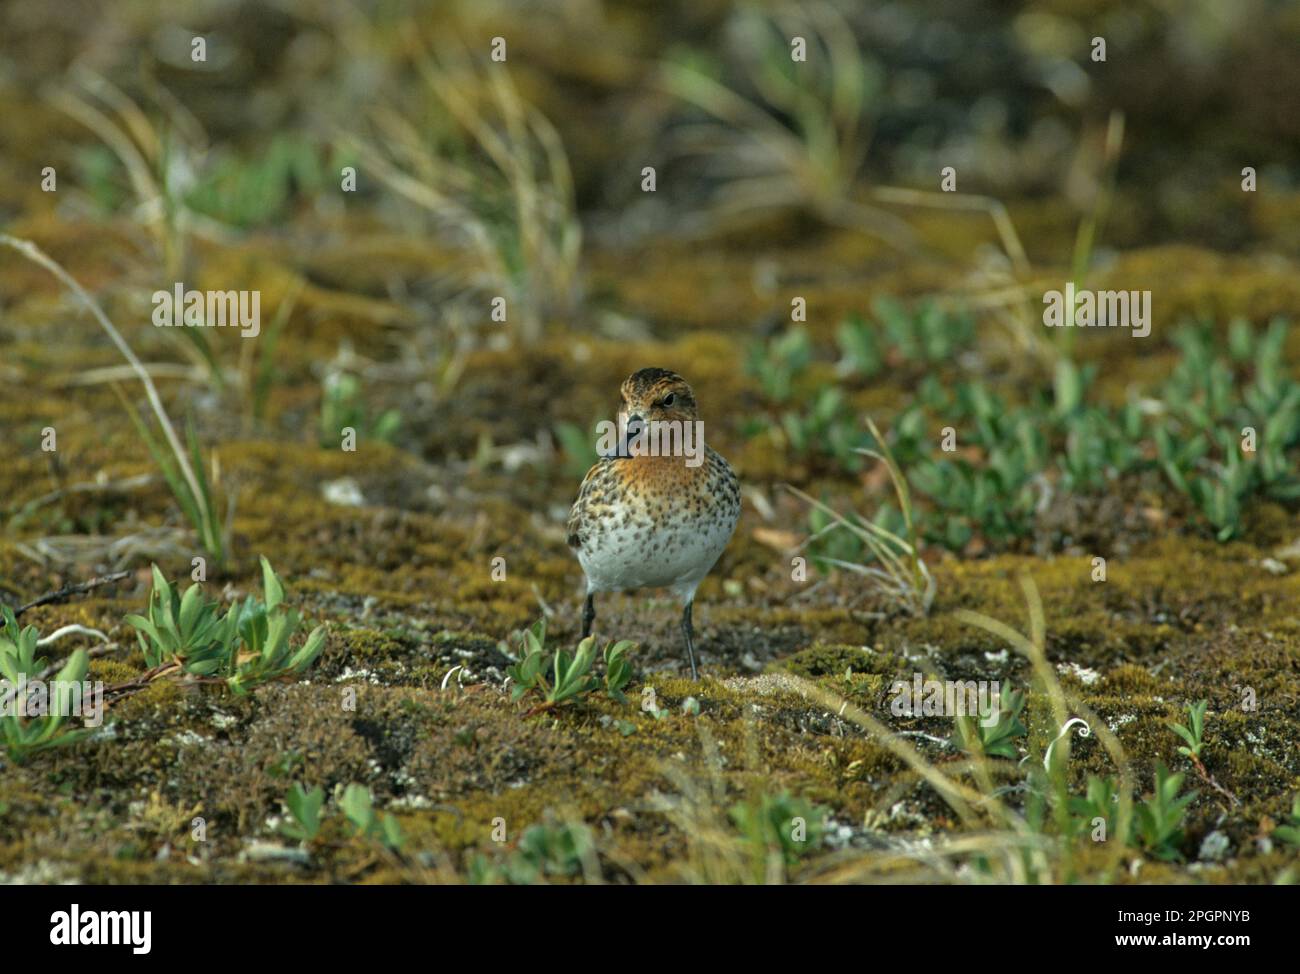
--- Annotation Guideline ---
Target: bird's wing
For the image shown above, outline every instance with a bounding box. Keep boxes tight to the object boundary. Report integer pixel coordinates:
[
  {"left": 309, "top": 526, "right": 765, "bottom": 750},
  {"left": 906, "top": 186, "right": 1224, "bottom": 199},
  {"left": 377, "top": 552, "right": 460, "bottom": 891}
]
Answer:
[{"left": 566, "top": 458, "right": 611, "bottom": 550}]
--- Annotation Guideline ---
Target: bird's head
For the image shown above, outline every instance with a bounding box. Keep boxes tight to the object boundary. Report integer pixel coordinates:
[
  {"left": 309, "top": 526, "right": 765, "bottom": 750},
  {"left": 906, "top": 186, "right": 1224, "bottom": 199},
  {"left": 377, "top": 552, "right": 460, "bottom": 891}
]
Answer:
[{"left": 617, "top": 368, "right": 699, "bottom": 445}]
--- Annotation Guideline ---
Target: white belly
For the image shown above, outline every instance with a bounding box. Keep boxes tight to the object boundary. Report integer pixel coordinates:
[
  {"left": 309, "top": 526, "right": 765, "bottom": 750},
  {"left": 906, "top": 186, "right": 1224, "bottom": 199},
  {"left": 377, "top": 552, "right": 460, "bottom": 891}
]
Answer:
[{"left": 578, "top": 510, "right": 736, "bottom": 601}]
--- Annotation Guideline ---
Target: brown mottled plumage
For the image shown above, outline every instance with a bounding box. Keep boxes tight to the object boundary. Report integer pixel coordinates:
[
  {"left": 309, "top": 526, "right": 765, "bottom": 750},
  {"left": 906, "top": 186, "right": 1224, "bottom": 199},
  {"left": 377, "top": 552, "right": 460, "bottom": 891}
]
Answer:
[{"left": 567, "top": 368, "right": 740, "bottom": 678}]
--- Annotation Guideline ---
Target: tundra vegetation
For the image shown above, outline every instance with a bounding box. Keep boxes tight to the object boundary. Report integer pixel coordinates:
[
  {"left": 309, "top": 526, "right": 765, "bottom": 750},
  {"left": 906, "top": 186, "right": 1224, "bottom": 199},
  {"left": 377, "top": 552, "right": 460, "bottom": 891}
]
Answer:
[{"left": 0, "top": 0, "right": 1297, "bottom": 884}]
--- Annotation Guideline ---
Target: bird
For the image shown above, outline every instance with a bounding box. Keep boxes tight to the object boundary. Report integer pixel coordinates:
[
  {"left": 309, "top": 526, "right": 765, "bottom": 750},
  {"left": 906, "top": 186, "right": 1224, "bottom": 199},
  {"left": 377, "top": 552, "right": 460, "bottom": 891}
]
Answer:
[{"left": 566, "top": 368, "right": 740, "bottom": 679}]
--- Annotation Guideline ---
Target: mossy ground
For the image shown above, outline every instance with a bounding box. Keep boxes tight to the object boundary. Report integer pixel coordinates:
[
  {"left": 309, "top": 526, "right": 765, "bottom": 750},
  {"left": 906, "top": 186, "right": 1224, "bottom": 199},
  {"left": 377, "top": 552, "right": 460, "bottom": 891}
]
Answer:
[
  {"left": 2, "top": 2, "right": 1299, "bottom": 885},
  {"left": 4, "top": 212, "right": 1298, "bottom": 882}
]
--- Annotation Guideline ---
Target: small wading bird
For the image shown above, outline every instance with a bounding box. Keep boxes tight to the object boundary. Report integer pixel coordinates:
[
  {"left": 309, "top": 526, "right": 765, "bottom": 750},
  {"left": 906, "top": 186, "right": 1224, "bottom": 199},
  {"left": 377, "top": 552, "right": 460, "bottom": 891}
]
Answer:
[{"left": 566, "top": 368, "right": 741, "bottom": 678}]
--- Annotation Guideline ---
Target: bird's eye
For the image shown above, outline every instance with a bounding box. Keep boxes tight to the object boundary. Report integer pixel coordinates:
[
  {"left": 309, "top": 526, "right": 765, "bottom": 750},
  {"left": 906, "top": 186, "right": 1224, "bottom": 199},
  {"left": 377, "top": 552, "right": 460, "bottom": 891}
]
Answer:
[{"left": 661, "top": 393, "right": 675, "bottom": 407}]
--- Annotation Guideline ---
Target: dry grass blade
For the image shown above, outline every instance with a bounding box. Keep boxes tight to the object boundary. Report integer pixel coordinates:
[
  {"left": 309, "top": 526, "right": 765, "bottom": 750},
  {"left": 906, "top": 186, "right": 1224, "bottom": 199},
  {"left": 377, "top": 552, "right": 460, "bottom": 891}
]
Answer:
[
  {"left": 649, "top": 725, "right": 754, "bottom": 884},
  {"left": 867, "top": 185, "right": 1030, "bottom": 277},
  {"left": 787, "top": 675, "right": 1049, "bottom": 883},
  {"left": 0, "top": 235, "right": 217, "bottom": 558},
  {"left": 657, "top": 2, "right": 920, "bottom": 252},
  {"left": 786, "top": 416, "right": 933, "bottom": 616},
  {"left": 954, "top": 574, "right": 1135, "bottom": 882},
  {"left": 786, "top": 677, "right": 988, "bottom": 828},
  {"left": 344, "top": 31, "right": 582, "bottom": 346}
]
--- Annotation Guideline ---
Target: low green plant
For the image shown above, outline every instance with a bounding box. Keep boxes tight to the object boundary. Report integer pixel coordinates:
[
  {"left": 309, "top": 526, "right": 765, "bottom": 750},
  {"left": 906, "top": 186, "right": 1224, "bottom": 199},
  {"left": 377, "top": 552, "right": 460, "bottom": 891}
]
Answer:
[
  {"left": 911, "top": 384, "right": 1050, "bottom": 548},
  {"left": 802, "top": 504, "right": 871, "bottom": 572},
  {"left": 1156, "top": 426, "right": 1252, "bottom": 541},
  {"left": 514, "top": 821, "right": 594, "bottom": 880},
  {"left": 553, "top": 420, "right": 600, "bottom": 478},
  {"left": 762, "top": 308, "right": 1300, "bottom": 551},
  {"left": 835, "top": 313, "right": 882, "bottom": 377},
  {"left": 127, "top": 558, "right": 326, "bottom": 694},
  {"left": 1169, "top": 699, "right": 1208, "bottom": 760},
  {"left": 1132, "top": 763, "right": 1197, "bottom": 862},
  {"left": 227, "top": 559, "right": 329, "bottom": 695},
  {"left": 951, "top": 685, "right": 1027, "bottom": 759},
  {"left": 764, "top": 307, "right": 976, "bottom": 472},
  {"left": 545, "top": 638, "right": 601, "bottom": 705},
  {"left": 604, "top": 640, "right": 634, "bottom": 702},
  {"left": 0, "top": 606, "right": 45, "bottom": 681},
  {"left": 729, "top": 791, "right": 826, "bottom": 882},
  {"left": 185, "top": 136, "right": 338, "bottom": 229},
  {"left": 747, "top": 327, "right": 812, "bottom": 403},
  {"left": 0, "top": 610, "right": 94, "bottom": 763},
  {"left": 1156, "top": 320, "right": 1300, "bottom": 539},
  {"left": 872, "top": 297, "right": 975, "bottom": 365},
  {"left": 319, "top": 371, "right": 401, "bottom": 448},
  {"left": 503, "top": 618, "right": 634, "bottom": 710},
  {"left": 469, "top": 820, "right": 596, "bottom": 884},
  {"left": 1067, "top": 774, "right": 1119, "bottom": 841},
  {"left": 279, "top": 784, "right": 325, "bottom": 842},
  {"left": 503, "top": 618, "right": 551, "bottom": 701},
  {"left": 1273, "top": 796, "right": 1300, "bottom": 849},
  {"left": 779, "top": 386, "right": 867, "bottom": 471},
  {"left": 1057, "top": 402, "right": 1145, "bottom": 491},
  {"left": 339, "top": 783, "right": 405, "bottom": 852},
  {"left": 125, "top": 565, "right": 240, "bottom": 673}
]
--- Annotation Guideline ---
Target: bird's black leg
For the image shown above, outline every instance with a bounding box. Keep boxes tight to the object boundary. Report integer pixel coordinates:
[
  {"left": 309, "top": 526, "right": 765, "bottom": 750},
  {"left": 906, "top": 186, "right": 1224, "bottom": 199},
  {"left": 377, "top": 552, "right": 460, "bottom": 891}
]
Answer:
[
  {"left": 582, "top": 593, "right": 596, "bottom": 639},
  {"left": 681, "top": 601, "right": 699, "bottom": 680}
]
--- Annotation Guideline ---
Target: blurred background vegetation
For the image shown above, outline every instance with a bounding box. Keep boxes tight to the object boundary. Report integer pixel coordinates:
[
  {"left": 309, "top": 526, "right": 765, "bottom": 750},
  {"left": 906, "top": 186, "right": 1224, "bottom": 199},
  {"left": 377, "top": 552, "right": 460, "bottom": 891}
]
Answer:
[{"left": 4, "top": 0, "right": 1298, "bottom": 251}]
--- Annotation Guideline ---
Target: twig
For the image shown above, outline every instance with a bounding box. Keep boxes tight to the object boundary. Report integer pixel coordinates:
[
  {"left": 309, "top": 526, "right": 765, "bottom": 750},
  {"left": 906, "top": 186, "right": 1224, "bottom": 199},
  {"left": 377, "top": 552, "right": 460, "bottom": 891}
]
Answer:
[
  {"left": 36, "top": 642, "right": 119, "bottom": 680},
  {"left": 102, "top": 661, "right": 183, "bottom": 702},
  {"left": 894, "top": 731, "right": 954, "bottom": 748},
  {"left": 1189, "top": 754, "right": 1241, "bottom": 808},
  {"left": 11, "top": 570, "right": 131, "bottom": 618},
  {"left": 868, "top": 185, "right": 1031, "bottom": 277},
  {"left": 58, "top": 363, "right": 204, "bottom": 387},
  {"left": 4, "top": 474, "right": 154, "bottom": 520}
]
